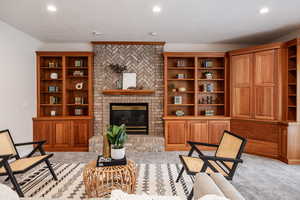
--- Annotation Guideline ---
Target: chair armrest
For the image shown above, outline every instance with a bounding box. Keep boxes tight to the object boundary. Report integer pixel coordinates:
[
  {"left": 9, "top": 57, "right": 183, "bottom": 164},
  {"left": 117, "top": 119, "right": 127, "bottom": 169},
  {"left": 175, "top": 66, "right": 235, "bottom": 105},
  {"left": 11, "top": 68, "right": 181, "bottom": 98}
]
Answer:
[
  {"left": 15, "top": 140, "right": 46, "bottom": 146},
  {"left": 199, "top": 155, "right": 243, "bottom": 163},
  {"left": 0, "top": 154, "right": 12, "bottom": 162},
  {"left": 187, "top": 141, "right": 219, "bottom": 148}
]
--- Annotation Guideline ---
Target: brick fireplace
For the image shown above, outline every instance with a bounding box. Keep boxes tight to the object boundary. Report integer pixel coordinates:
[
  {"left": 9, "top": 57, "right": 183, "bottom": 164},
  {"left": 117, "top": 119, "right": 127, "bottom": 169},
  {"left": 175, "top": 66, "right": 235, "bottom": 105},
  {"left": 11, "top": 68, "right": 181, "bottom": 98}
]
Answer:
[{"left": 89, "top": 43, "right": 165, "bottom": 152}]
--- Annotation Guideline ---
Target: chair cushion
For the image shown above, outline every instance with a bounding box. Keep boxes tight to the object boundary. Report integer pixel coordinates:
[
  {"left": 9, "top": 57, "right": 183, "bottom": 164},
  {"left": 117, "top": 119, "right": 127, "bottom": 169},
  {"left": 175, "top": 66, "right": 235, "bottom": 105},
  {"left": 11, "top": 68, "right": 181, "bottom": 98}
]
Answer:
[
  {"left": 181, "top": 156, "right": 228, "bottom": 176},
  {"left": 0, "top": 155, "right": 48, "bottom": 173},
  {"left": 210, "top": 173, "right": 245, "bottom": 200},
  {"left": 194, "top": 173, "right": 225, "bottom": 200}
]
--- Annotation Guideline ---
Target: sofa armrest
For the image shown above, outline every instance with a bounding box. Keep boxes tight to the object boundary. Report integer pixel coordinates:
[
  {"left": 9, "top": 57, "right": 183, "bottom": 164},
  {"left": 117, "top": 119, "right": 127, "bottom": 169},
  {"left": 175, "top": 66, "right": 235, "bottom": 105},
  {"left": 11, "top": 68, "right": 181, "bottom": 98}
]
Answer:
[
  {"left": 210, "top": 173, "right": 245, "bottom": 200},
  {"left": 194, "top": 173, "right": 225, "bottom": 200}
]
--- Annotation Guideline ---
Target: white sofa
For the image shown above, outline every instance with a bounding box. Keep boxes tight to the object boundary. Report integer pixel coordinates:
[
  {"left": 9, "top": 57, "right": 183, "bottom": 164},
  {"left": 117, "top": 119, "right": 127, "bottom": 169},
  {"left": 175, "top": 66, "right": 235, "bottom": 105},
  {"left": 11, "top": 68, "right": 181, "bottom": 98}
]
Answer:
[{"left": 194, "top": 173, "right": 245, "bottom": 200}]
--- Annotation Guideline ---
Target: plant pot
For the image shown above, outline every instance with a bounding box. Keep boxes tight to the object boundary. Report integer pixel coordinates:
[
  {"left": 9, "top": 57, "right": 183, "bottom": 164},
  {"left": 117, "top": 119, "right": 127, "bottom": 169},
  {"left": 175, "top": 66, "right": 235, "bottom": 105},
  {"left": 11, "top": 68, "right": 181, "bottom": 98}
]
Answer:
[{"left": 111, "top": 147, "right": 125, "bottom": 160}]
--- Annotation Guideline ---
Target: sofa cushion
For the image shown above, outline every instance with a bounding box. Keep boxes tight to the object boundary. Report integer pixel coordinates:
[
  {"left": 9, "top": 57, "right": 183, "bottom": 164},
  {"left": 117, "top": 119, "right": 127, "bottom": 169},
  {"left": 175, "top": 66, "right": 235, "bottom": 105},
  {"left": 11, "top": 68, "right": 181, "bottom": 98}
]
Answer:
[
  {"left": 194, "top": 173, "right": 225, "bottom": 200},
  {"left": 210, "top": 173, "right": 245, "bottom": 200}
]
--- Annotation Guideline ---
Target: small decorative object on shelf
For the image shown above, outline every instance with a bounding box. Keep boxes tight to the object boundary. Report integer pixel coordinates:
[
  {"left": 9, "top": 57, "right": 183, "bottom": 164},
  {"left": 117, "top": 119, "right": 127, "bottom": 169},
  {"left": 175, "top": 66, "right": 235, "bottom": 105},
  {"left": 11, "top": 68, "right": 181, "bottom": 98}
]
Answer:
[
  {"left": 203, "top": 59, "right": 213, "bottom": 68},
  {"left": 50, "top": 72, "right": 58, "bottom": 79},
  {"left": 48, "top": 85, "right": 59, "bottom": 92},
  {"left": 73, "top": 70, "right": 84, "bottom": 77},
  {"left": 207, "top": 83, "right": 214, "bottom": 92},
  {"left": 174, "top": 96, "right": 183, "bottom": 104},
  {"left": 50, "top": 110, "right": 56, "bottom": 116},
  {"left": 49, "top": 96, "right": 59, "bottom": 104},
  {"left": 204, "top": 71, "right": 213, "bottom": 80},
  {"left": 207, "top": 96, "right": 213, "bottom": 104},
  {"left": 177, "top": 59, "right": 187, "bottom": 67},
  {"left": 75, "top": 60, "right": 83, "bottom": 67},
  {"left": 176, "top": 73, "right": 185, "bottom": 79},
  {"left": 109, "top": 64, "right": 127, "bottom": 73},
  {"left": 74, "top": 97, "right": 84, "bottom": 104},
  {"left": 178, "top": 87, "right": 187, "bottom": 92},
  {"left": 48, "top": 61, "right": 58, "bottom": 68},
  {"left": 75, "top": 82, "right": 84, "bottom": 90},
  {"left": 115, "top": 79, "right": 122, "bottom": 89},
  {"left": 205, "top": 109, "right": 215, "bottom": 116},
  {"left": 169, "top": 83, "right": 177, "bottom": 92},
  {"left": 175, "top": 110, "right": 185, "bottom": 116},
  {"left": 107, "top": 124, "right": 128, "bottom": 160},
  {"left": 74, "top": 108, "right": 83, "bottom": 116}
]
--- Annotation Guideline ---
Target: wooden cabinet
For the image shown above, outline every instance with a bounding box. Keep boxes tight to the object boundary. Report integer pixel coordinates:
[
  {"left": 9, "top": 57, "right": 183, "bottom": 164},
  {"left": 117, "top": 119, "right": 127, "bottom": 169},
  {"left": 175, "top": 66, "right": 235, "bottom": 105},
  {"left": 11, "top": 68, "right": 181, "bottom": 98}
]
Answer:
[
  {"left": 165, "top": 120, "right": 187, "bottom": 150},
  {"left": 208, "top": 120, "right": 230, "bottom": 145},
  {"left": 33, "top": 120, "right": 53, "bottom": 148},
  {"left": 53, "top": 121, "right": 72, "bottom": 148},
  {"left": 253, "top": 50, "right": 277, "bottom": 120},
  {"left": 188, "top": 121, "right": 208, "bottom": 143},
  {"left": 164, "top": 118, "right": 230, "bottom": 151},
  {"left": 72, "top": 120, "right": 90, "bottom": 147},
  {"left": 231, "top": 54, "right": 252, "bottom": 119},
  {"left": 230, "top": 47, "right": 280, "bottom": 121},
  {"left": 33, "top": 118, "right": 91, "bottom": 151}
]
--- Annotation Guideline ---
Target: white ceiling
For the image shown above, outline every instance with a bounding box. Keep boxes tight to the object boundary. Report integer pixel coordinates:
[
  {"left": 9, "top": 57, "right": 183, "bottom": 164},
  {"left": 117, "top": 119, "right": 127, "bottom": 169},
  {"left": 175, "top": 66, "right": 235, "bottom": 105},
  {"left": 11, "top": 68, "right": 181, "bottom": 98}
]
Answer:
[{"left": 1, "top": 0, "right": 300, "bottom": 44}]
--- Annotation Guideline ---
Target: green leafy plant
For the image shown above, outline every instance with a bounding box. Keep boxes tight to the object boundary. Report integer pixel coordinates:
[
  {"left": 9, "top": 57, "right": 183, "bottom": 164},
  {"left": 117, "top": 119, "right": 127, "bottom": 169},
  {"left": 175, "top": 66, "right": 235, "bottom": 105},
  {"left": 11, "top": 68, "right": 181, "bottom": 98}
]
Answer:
[{"left": 107, "top": 124, "right": 128, "bottom": 149}]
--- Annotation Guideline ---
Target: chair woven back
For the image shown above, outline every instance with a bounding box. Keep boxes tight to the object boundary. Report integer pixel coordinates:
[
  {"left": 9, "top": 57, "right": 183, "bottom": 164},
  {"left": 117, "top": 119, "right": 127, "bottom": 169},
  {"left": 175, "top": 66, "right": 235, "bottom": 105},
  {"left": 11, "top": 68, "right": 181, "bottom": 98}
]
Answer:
[
  {"left": 215, "top": 131, "right": 245, "bottom": 169},
  {"left": 0, "top": 130, "right": 17, "bottom": 157}
]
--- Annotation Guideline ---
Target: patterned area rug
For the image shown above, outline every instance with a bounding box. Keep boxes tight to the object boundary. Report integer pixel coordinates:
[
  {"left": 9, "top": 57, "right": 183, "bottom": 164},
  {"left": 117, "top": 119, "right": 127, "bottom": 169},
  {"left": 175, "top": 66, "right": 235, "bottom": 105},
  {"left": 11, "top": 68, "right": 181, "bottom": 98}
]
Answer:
[{"left": 19, "top": 163, "right": 192, "bottom": 199}]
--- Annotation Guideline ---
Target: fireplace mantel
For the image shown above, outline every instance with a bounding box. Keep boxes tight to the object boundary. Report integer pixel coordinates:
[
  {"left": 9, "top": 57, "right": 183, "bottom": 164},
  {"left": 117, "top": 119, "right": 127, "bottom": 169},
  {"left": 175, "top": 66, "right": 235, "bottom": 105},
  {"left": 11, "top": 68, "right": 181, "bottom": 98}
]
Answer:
[{"left": 102, "top": 89, "right": 155, "bottom": 95}]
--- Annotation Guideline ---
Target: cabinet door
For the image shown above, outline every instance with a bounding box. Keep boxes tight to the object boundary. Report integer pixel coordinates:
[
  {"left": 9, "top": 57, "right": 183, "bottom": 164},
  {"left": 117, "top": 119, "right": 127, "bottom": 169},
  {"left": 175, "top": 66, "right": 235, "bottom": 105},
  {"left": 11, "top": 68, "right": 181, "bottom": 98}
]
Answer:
[
  {"left": 253, "top": 50, "right": 277, "bottom": 120},
  {"left": 188, "top": 121, "right": 208, "bottom": 143},
  {"left": 231, "top": 54, "right": 252, "bottom": 118},
  {"left": 208, "top": 120, "right": 230, "bottom": 145},
  {"left": 53, "top": 120, "right": 72, "bottom": 148},
  {"left": 33, "top": 121, "right": 53, "bottom": 147},
  {"left": 71, "top": 120, "right": 89, "bottom": 147},
  {"left": 165, "top": 121, "right": 187, "bottom": 149}
]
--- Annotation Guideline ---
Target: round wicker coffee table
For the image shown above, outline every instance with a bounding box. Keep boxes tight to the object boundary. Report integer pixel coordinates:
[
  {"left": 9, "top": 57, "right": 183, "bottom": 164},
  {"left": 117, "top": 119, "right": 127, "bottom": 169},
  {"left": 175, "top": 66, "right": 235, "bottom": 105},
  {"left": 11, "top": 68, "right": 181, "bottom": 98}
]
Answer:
[{"left": 83, "top": 159, "right": 136, "bottom": 198}]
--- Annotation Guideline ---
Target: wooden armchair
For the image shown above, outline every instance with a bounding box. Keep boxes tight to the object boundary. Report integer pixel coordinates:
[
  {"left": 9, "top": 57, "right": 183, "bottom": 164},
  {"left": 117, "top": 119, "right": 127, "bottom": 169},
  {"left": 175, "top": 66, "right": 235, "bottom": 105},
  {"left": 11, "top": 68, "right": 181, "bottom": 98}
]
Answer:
[
  {"left": 0, "top": 129, "right": 57, "bottom": 197},
  {"left": 176, "top": 130, "right": 247, "bottom": 200}
]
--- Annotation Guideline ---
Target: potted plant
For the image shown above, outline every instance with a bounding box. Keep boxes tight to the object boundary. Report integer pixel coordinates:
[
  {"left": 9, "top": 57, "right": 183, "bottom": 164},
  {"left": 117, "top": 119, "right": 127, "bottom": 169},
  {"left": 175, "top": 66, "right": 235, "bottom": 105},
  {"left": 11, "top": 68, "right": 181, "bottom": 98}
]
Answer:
[{"left": 107, "top": 124, "right": 128, "bottom": 159}]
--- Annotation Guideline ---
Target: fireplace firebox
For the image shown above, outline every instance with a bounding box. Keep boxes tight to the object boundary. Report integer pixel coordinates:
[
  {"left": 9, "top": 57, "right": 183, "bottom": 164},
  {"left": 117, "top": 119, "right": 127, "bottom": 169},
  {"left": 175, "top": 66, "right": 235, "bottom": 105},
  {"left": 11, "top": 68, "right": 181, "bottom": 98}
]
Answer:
[{"left": 110, "top": 103, "right": 148, "bottom": 135}]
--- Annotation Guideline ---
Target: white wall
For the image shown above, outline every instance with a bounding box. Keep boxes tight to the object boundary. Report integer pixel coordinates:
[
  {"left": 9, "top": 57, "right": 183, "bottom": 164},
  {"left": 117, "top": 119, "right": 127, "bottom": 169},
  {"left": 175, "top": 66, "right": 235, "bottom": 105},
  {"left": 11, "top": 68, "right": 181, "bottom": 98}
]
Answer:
[
  {"left": 39, "top": 42, "right": 251, "bottom": 52},
  {"left": 0, "top": 20, "right": 42, "bottom": 155}
]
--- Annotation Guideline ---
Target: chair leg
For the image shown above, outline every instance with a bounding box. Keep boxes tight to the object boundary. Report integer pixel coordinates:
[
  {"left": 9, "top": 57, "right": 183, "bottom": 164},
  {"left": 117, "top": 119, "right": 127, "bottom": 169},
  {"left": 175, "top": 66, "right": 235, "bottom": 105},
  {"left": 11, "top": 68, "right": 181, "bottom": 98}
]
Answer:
[
  {"left": 6, "top": 170, "right": 24, "bottom": 197},
  {"left": 176, "top": 167, "right": 184, "bottom": 183},
  {"left": 4, "top": 176, "right": 10, "bottom": 182},
  {"left": 45, "top": 159, "right": 58, "bottom": 180},
  {"left": 187, "top": 188, "right": 194, "bottom": 200}
]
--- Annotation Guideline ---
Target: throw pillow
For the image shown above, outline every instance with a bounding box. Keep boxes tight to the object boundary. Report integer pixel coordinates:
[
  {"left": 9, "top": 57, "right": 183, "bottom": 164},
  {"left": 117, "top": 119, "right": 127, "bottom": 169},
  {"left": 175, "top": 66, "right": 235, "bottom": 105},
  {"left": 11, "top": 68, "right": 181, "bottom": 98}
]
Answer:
[
  {"left": 199, "top": 194, "right": 229, "bottom": 200},
  {"left": 0, "top": 184, "right": 20, "bottom": 200}
]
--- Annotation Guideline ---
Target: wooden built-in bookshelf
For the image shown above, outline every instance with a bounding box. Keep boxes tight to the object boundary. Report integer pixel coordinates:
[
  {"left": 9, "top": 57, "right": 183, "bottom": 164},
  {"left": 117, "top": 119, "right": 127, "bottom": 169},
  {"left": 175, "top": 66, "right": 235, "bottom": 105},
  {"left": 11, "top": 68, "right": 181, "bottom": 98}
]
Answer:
[
  {"left": 33, "top": 52, "right": 93, "bottom": 152},
  {"left": 164, "top": 52, "right": 228, "bottom": 117},
  {"left": 286, "top": 39, "right": 299, "bottom": 121}
]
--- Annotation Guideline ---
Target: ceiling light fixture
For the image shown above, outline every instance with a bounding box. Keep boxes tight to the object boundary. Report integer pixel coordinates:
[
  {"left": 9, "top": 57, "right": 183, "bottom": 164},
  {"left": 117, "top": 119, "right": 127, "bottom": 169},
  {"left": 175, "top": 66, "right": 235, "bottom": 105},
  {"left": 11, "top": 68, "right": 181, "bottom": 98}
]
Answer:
[
  {"left": 152, "top": 5, "right": 161, "bottom": 13},
  {"left": 149, "top": 32, "right": 158, "bottom": 36},
  {"left": 92, "top": 31, "right": 103, "bottom": 37},
  {"left": 259, "top": 7, "right": 269, "bottom": 14},
  {"left": 47, "top": 5, "right": 57, "bottom": 12}
]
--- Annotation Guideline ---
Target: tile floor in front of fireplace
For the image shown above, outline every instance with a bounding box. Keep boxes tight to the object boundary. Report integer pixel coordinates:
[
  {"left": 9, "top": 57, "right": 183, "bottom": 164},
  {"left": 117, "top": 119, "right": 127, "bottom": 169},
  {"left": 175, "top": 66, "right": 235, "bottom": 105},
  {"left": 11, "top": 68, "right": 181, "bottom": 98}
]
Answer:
[{"left": 50, "top": 151, "right": 300, "bottom": 200}]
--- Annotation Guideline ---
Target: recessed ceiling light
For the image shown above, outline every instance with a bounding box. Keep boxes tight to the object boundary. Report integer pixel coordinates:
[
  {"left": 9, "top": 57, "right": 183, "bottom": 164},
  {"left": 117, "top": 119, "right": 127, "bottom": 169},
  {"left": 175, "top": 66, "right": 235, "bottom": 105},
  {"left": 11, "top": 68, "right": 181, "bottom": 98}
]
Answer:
[
  {"left": 259, "top": 7, "right": 269, "bottom": 14},
  {"left": 149, "top": 32, "right": 158, "bottom": 36},
  {"left": 47, "top": 5, "right": 57, "bottom": 12},
  {"left": 92, "top": 31, "right": 103, "bottom": 37},
  {"left": 152, "top": 5, "right": 161, "bottom": 13}
]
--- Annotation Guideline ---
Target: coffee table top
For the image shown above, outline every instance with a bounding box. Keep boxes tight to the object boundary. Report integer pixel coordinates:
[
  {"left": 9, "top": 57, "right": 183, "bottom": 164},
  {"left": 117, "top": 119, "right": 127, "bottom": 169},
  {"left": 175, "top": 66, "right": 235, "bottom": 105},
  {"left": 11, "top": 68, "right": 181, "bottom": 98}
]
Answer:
[{"left": 84, "top": 159, "right": 136, "bottom": 172}]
